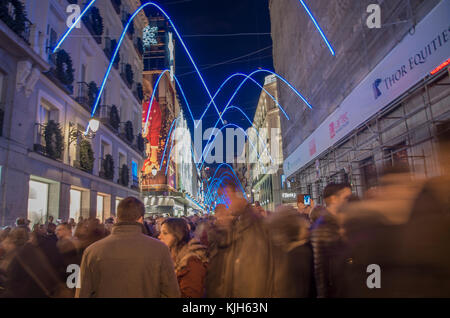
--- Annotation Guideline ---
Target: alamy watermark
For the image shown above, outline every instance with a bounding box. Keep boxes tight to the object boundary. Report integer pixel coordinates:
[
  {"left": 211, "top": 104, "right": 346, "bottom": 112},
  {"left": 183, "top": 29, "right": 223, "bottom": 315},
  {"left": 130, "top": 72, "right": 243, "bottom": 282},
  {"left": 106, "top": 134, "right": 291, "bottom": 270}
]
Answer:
[
  {"left": 66, "top": 4, "right": 81, "bottom": 29},
  {"left": 366, "top": 4, "right": 381, "bottom": 29}
]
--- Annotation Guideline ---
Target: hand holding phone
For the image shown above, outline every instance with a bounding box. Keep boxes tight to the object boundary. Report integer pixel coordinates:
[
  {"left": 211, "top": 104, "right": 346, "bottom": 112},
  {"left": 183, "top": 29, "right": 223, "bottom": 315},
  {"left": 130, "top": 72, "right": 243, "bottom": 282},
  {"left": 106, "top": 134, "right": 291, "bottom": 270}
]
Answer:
[{"left": 304, "top": 195, "right": 311, "bottom": 206}]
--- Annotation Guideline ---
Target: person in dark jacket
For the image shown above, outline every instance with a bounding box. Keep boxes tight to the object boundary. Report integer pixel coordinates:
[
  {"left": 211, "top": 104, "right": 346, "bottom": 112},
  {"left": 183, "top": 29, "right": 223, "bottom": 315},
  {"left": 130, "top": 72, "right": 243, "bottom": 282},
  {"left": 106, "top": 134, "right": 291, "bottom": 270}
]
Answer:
[
  {"left": 206, "top": 184, "right": 275, "bottom": 298},
  {"left": 269, "top": 206, "right": 315, "bottom": 298},
  {"left": 159, "top": 218, "right": 207, "bottom": 298},
  {"left": 310, "top": 182, "right": 352, "bottom": 298},
  {"left": 2, "top": 231, "right": 70, "bottom": 298},
  {"left": 77, "top": 197, "right": 180, "bottom": 298}
]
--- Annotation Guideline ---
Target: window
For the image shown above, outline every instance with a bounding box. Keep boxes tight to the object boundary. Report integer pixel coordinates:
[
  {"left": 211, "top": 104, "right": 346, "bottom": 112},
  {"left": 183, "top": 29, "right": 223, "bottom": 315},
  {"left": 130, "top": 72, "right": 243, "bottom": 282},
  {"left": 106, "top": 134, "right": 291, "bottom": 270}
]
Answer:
[
  {"left": 115, "top": 197, "right": 122, "bottom": 213},
  {"left": 70, "top": 189, "right": 82, "bottom": 221},
  {"left": 361, "top": 157, "right": 378, "bottom": 191},
  {"left": 81, "top": 64, "right": 86, "bottom": 83},
  {"left": 384, "top": 142, "right": 409, "bottom": 170},
  {"left": 46, "top": 25, "right": 57, "bottom": 54},
  {"left": 97, "top": 195, "right": 104, "bottom": 221},
  {"left": 28, "top": 180, "right": 49, "bottom": 225},
  {"left": 38, "top": 103, "right": 51, "bottom": 124}
]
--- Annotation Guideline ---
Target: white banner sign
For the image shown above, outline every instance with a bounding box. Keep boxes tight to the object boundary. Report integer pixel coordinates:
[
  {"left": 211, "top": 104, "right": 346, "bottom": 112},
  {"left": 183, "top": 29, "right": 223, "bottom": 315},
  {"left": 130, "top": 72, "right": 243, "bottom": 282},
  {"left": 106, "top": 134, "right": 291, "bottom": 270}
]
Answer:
[{"left": 284, "top": 0, "right": 450, "bottom": 177}]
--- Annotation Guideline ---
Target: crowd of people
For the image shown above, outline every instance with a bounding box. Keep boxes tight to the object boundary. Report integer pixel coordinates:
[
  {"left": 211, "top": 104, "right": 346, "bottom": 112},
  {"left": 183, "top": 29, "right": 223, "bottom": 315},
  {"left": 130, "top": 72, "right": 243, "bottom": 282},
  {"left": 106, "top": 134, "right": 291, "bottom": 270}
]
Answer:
[{"left": 0, "top": 120, "right": 450, "bottom": 298}]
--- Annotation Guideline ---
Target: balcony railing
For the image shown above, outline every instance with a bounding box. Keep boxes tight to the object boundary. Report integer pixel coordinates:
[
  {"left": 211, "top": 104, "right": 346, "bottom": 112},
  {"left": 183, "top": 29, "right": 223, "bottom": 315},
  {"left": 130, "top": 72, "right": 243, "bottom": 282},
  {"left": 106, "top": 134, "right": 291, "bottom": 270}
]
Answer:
[
  {"left": 33, "top": 123, "right": 63, "bottom": 161},
  {"left": 74, "top": 82, "right": 90, "bottom": 111},
  {"left": 118, "top": 166, "right": 129, "bottom": 187},
  {"left": 45, "top": 52, "right": 74, "bottom": 94},
  {"left": 99, "top": 157, "right": 114, "bottom": 180},
  {"left": 120, "top": 63, "right": 133, "bottom": 89}
]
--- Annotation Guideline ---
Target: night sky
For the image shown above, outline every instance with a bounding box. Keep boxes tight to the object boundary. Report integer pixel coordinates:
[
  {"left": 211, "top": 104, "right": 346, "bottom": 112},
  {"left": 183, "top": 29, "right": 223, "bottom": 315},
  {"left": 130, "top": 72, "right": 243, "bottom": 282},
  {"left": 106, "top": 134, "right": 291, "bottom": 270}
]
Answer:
[{"left": 142, "top": 0, "right": 273, "bottom": 133}]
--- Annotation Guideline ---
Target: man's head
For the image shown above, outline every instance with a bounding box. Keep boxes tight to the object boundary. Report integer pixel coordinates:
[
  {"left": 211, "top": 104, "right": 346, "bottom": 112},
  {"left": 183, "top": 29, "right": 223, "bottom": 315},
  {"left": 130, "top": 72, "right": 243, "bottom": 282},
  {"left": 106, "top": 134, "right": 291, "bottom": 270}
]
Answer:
[
  {"left": 220, "top": 183, "right": 247, "bottom": 216},
  {"left": 117, "top": 197, "right": 145, "bottom": 223},
  {"left": 47, "top": 222, "right": 56, "bottom": 234},
  {"left": 55, "top": 222, "right": 72, "bottom": 240},
  {"left": 323, "top": 182, "right": 352, "bottom": 214},
  {"left": 48, "top": 215, "right": 54, "bottom": 223}
]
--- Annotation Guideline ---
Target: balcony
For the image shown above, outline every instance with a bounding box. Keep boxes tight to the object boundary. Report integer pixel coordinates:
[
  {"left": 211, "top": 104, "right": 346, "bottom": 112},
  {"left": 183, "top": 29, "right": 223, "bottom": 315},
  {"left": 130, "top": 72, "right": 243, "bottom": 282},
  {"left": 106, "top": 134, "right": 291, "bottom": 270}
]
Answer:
[
  {"left": 81, "top": 6, "right": 103, "bottom": 45},
  {"left": 118, "top": 165, "right": 129, "bottom": 187},
  {"left": 45, "top": 51, "right": 74, "bottom": 94},
  {"left": 0, "top": 3, "right": 32, "bottom": 44},
  {"left": 95, "top": 104, "right": 118, "bottom": 133},
  {"left": 33, "top": 122, "right": 64, "bottom": 161},
  {"left": 120, "top": 63, "right": 134, "bottom": 89},
  {"left": 74, "top": 82, "right": 90, "bottom": 112},
  {"left": 99, "top": 156, "right": 114, "bottom": 181}
]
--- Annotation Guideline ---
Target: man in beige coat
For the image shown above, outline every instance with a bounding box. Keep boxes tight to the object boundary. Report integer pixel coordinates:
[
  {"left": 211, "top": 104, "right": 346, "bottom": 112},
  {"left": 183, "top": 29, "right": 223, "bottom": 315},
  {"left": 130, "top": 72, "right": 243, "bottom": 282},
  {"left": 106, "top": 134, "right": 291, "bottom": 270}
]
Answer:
[{"left": 77, "top": 197, "right": 180, "bottom": 298}]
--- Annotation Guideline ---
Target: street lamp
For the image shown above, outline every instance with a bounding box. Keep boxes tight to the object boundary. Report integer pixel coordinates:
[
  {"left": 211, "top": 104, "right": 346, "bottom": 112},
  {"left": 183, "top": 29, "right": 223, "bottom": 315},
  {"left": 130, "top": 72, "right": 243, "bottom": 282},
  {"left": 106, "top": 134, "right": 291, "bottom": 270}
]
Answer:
[{"left": 89, "top": 118, "right": 100, "bottom": 133}]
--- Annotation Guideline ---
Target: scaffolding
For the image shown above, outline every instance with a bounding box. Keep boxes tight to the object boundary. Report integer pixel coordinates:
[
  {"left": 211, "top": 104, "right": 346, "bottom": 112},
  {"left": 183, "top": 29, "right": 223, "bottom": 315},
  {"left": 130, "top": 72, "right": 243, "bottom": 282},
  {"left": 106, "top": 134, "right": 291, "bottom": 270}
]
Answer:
[{"left": 291, "top": 68, "right": 450, "bottom": 200}]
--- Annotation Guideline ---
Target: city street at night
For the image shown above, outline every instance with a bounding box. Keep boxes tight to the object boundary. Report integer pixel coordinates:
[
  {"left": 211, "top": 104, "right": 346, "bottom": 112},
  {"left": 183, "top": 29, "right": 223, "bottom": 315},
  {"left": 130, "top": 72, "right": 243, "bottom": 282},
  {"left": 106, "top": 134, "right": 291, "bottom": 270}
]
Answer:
[{"left": 0, "top": 0, "right": 450, "bottom": 307}]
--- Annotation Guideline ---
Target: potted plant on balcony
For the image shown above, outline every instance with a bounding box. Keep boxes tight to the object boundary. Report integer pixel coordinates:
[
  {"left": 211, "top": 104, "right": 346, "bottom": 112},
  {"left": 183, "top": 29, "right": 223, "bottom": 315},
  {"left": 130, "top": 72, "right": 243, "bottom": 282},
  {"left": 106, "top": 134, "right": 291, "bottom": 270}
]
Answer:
[
  {"left": 125, "top": 120, "right": 134, "bottom": 144},
  {"left": 87, "top": 81, "right": 98, "bottom": 108},
  {"left": 0, "top": 0, "right": 26, "bottom": 36},
  {"left": 136, "top": 133, "right": 145, "bottom": 153},
  {"left": 119, "top": 164, "right": 129, "bottom": 186},
  {"left": 79, "top": 139, "right": 95, "bottom": 173},
  {"left": 82, "top": 6, "right": 103, "bottom": 44},
  {"left": 44, "top": 120, "right": 64, "bottom": 160},
  {"left": 55, "top": 49, "right": 74, "bottom": 93},
  {"left": 109, "top": 105, "right": 120, "bottom": 131},
  {"left": 102, "top": 154, "right": 114, "bottom": 180},
  {"left": 125, "top": 64, "right": 134, "bottom": 88}
]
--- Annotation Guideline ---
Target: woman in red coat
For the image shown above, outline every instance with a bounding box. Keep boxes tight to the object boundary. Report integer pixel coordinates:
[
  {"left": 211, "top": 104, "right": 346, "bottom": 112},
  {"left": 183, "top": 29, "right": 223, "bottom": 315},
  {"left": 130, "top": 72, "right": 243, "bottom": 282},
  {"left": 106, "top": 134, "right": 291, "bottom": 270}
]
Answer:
[{"left": 159, "top": 218, "right": 207, "bottom": 298}]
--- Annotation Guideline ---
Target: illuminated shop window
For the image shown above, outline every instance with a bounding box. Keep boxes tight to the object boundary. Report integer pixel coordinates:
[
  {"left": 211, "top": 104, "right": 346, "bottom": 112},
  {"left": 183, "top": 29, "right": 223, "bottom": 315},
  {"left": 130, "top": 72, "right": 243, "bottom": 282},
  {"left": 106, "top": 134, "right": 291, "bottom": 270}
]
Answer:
[
  {"left": 70, "top": 189, "right": 82, "bottom": 221},
  {"left": 27, "top": 180, "right": 49, "bottom": 226}
]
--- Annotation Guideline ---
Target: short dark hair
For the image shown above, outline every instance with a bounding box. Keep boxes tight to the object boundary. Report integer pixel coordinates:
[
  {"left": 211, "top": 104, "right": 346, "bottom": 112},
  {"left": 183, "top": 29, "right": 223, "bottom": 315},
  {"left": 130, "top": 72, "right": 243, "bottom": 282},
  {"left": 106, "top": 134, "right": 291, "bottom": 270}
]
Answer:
[
  {"left": 323, "top": 182, "right": 351, "bottom": 200},
  {"left": 161, "top": 218, "right": 190, "bottom": 250},
  {"left": 117, "top": 197, "right": 145, "bottom": 222}
]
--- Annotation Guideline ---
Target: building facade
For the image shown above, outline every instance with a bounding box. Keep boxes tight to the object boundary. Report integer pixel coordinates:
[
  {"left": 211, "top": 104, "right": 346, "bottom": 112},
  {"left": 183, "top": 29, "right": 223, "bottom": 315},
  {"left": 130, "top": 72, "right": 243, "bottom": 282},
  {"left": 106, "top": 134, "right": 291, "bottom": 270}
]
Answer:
[
  {"left": 246, "top": 75, "right": 284, "bottom": 211},
  {"left": 140, "top": 13, "right": 202, "bottom": 216},
  {"left": 0, "top": 0, "right": 147, "bottom": 226},
  {"left": 270, "top": 0, "right": 450, "bottom": 202}
]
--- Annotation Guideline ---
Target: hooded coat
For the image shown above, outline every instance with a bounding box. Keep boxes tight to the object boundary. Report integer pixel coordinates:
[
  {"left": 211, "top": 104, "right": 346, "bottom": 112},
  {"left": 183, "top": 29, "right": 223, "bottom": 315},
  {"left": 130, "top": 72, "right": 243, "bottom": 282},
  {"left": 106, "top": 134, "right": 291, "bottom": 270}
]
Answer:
[{"left": 173, "top": 239, "right": 208, "bottom": 298}]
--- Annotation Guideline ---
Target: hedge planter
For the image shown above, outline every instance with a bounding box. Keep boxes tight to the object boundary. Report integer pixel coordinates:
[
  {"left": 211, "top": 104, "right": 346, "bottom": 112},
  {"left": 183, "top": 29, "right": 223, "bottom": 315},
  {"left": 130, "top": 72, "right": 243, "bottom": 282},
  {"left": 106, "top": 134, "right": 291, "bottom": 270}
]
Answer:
[
  {"left": 44, "top": 120, "right": 64, "bottom": 160},
  {"left": 102, "top": 154, "right": 114, "bottom": 180},
  {"left": 124, "top": 120, "right": 134, "bottom": 144},
  {"left": 0, "top": 0, "right": 27, "bottom": 36},
  {"left": 118, "top": 164, "right": 129, "bottom": 187},
  {"left": 109, "top": 105, "right": 120, "bottom": 131},
  {"left": 79, "top": 139, "right": 95, "bottom": 173}
]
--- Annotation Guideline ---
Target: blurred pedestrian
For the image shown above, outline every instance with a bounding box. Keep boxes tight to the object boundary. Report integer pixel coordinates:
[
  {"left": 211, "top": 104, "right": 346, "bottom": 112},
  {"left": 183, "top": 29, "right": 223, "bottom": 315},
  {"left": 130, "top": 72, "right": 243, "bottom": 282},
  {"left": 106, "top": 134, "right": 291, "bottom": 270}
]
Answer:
[
  {"left": 159, "top": 218, "right": 207, "bottom": 298},
  {"left": 310, "top": 182, "right": 351, "bottom": 298},
  {"left": 269, "top": 205, "right": 315, "bottom": 298},
  {"left": 206, "top": 184, "right": 275, "bottom": 298}
]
